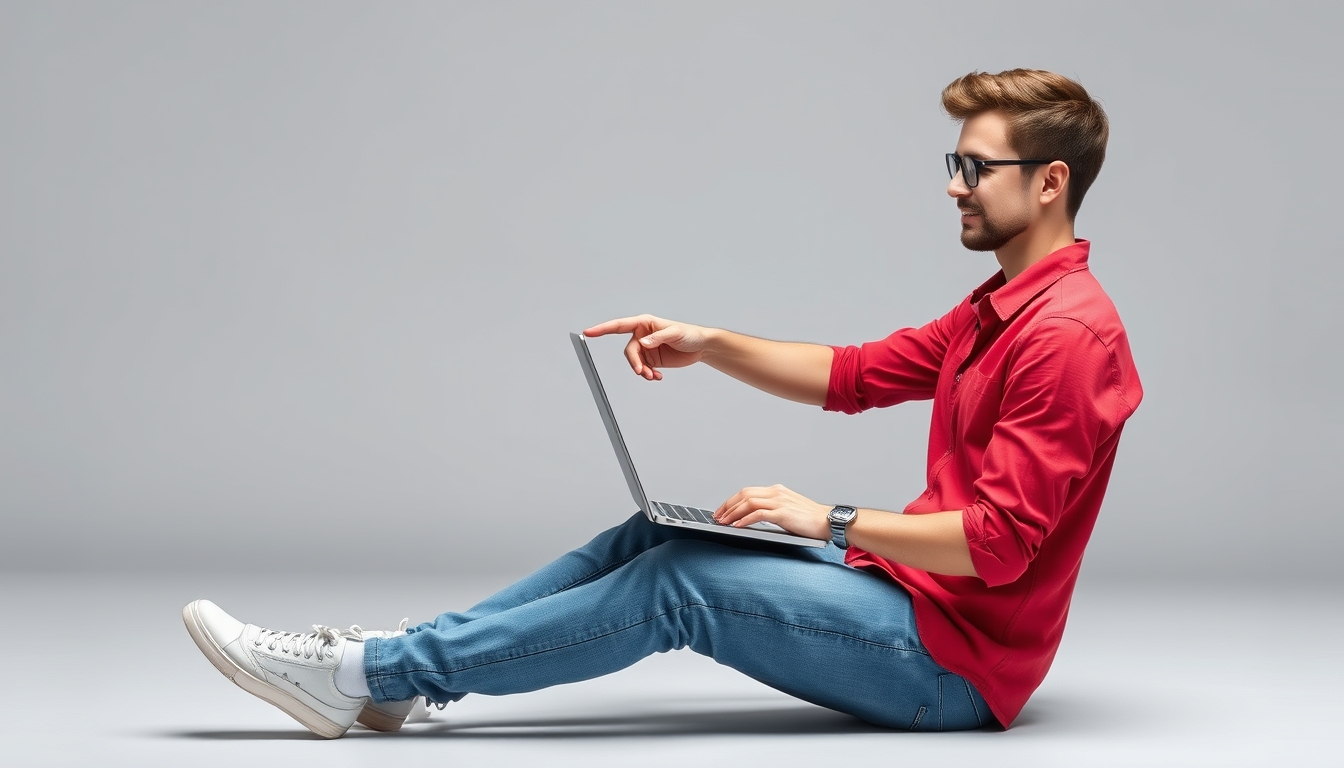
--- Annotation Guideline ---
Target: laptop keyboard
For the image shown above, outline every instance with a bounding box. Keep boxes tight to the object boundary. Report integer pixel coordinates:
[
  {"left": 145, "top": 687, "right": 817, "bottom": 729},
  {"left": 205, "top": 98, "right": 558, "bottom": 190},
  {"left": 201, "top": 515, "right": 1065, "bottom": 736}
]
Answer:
[{"left": 652, "top": 501, "right": 721, "bottom": 525}]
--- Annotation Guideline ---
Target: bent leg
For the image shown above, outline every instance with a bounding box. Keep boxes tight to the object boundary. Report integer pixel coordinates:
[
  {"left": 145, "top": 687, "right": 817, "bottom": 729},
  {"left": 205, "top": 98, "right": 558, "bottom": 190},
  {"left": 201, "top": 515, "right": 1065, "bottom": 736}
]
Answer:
[
  {"left": 367, "top": 538, "right": 989, "bottom": 730},
  {"left": 398, "top": 512, "right": 820, "bottom": 705},
  {"left": 419, "top": 511, "right": 816, "bottom": 629}
]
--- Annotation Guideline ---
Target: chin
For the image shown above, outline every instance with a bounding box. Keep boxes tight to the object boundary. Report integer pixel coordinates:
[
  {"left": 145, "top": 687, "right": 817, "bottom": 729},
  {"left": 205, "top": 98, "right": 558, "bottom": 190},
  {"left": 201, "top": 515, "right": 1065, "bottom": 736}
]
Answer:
[{"left": 960, "top": 232, "right": 997, "bottom": 252}]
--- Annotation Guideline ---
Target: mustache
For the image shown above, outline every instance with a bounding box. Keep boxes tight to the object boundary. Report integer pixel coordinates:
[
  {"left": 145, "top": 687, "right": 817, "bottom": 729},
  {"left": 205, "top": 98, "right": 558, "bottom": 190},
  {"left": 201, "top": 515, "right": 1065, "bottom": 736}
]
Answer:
[{"left": 958, "top": 204, "right": 983, "bottom": 215}]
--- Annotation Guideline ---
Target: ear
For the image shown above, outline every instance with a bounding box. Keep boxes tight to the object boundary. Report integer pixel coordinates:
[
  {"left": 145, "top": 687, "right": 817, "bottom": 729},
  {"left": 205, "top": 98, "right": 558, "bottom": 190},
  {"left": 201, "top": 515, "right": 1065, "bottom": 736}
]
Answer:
[{"left": 1038, "top": 160, "right": 1070, "bottom": 207}]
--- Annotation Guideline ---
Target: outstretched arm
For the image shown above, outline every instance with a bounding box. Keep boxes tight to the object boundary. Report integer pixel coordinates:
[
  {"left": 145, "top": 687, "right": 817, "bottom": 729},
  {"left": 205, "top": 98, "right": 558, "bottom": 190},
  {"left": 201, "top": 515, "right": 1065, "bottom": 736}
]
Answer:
[{"left": 584, "top": 315, "right": 833, "bottom": 406}]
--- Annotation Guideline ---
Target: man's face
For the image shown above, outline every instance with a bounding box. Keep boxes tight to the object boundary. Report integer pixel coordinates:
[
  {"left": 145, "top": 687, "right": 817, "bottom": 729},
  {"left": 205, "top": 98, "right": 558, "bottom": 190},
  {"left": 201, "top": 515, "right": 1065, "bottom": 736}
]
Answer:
[{"left": 947, "top": 111, "right": 1036, "bottom": 252}]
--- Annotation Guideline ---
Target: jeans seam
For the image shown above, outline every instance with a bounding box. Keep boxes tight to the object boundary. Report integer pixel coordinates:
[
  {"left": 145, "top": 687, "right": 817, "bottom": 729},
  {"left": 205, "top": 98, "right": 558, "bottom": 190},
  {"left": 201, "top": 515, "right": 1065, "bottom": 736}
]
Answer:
[
  {"left": 366, "top": 600, "right": 931, "bottom": 681},
  {"left": 556, "top": 552, "right": 643, "bottom": 593},
  {"left": 369, "top": 637, "right": 386, "bottom": 700},
  {"left": 909, "top": 705, "right": 927, "bottom": 731},
  {"left": 963, "top": 677, "right": 985, "bottom": 727},
  {"left": 937, "top": 674, "right": 945, "bottom": 731}
]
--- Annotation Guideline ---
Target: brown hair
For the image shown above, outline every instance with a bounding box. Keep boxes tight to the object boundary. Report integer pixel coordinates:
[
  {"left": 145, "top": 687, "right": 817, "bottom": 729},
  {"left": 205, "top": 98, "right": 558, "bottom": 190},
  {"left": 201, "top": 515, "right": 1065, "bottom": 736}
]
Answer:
[{"left": 942, "top": 69, "right": 1108, "bottom": 219}]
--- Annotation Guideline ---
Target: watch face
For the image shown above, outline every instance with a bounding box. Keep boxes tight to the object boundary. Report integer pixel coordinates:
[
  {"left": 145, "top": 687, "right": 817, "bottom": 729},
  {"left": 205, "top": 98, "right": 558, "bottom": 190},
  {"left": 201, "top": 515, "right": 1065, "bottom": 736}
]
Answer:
[{"left": 831, "top": 506, "right": 857, "bottom": 523}]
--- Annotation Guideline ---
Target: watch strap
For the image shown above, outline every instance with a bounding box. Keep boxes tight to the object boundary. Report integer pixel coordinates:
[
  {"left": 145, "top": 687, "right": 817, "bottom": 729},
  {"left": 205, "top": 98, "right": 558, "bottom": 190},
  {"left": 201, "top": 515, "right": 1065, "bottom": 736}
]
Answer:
[{"left": 828, "top": 505, "right": 858, "bottom": 549}]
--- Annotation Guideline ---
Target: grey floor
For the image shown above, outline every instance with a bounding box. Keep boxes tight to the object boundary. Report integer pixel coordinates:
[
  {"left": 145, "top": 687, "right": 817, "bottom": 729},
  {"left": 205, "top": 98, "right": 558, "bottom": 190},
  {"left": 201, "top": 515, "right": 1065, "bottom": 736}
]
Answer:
[{"left": 4, "top": 572, "right": 1340, "bottom": 767}]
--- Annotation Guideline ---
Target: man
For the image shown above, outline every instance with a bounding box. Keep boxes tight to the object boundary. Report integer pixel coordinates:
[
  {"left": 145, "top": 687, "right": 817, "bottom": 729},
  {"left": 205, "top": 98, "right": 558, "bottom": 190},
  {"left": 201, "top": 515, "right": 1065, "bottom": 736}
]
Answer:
[{"left": 183, "top": 68, "right": 1141, "bottom": 736}]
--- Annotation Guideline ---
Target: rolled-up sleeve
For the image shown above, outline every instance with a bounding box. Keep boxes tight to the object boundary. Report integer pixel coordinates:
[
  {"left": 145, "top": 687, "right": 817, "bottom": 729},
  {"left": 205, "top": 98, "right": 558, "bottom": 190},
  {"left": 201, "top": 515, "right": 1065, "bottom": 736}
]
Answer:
[
  {"left": 962, "top": 317, "right": 1132, "bottom": 587},
  {"left": 825, "top": 304, "right": 962, "bottom": 414}
]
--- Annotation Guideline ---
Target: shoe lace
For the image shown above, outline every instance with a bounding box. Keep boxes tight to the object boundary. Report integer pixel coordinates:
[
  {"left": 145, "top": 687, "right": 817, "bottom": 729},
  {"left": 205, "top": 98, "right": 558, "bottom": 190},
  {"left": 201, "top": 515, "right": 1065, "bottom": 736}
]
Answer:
[
  {"left": 254, "top": 624, "right": 343, "bottom": 660},
  {"left": 340, "top": 618, "right": 410, "bottom": 642}
]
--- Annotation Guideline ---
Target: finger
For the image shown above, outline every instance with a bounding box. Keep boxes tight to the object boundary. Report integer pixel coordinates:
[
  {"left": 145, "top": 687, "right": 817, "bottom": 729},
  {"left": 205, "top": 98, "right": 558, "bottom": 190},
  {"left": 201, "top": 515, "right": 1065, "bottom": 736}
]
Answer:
[
  {"left": 623, "top": 337, "right": 645, "bottom": 375},
  {"left": 719, "top": 495, "right": 772, "bottom": 525},
  {"left": 584, "top": 316, "right": 646, "bottom": 337},
  {"left": 719, "top": 487, "right": 766, "bottom": 514},
  {"left": 714, "top": 490, "right": 746, "bottom": 518},
  {"left": 715, "top": 500, "right": 743, "bottom": 524}
]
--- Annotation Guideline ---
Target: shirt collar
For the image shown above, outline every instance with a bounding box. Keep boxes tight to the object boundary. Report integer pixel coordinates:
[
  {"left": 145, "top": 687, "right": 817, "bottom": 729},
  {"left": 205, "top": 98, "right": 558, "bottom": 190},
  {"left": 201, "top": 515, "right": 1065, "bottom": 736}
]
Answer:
[{"left": 969, "top": 239, "right": 1092, "bottom": 322}]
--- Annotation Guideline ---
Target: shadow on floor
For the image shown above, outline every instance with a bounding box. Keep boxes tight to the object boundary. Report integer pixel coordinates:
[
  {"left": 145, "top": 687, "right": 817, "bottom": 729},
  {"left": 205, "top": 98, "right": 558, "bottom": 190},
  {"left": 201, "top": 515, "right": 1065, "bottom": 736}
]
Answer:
[
  {"left": 1006, "top": 693, "right": 1151, "bottom": 735},
  {"left": 161, "top": 703, "right": 1005, "bottom": 740},
  {"left": 165, "top": 729, "right": 325, "bottom": 741}
]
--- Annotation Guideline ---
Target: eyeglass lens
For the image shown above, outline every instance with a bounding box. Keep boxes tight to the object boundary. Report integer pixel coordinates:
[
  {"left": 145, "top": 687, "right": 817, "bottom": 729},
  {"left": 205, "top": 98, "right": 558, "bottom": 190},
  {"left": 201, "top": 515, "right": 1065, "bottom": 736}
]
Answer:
[{"left": 945, "top": 153, "right": 977, "bottom": 188}]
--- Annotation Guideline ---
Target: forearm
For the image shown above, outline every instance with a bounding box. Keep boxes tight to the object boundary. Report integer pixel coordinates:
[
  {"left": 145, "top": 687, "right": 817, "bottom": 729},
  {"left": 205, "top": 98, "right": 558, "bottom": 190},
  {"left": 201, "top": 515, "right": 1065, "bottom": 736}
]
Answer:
[
  {"left": 700, "top": 328, "right": 833, "bottom": 406},
  {"left": 846, "top": 510, "right": 977, "bottom": 577}
]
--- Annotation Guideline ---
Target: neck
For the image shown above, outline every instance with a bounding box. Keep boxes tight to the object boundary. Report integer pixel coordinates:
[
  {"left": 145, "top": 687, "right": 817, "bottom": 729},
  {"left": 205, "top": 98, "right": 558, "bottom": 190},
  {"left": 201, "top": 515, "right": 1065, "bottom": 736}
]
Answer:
[{"left": 995, "top": 219, "right": 1076, "bottom": 282}]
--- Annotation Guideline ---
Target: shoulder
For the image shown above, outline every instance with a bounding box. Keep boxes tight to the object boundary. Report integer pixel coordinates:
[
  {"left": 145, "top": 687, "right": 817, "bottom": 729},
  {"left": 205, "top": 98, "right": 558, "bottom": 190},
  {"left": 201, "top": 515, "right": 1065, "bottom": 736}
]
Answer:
[
  {"left": 1030, "top": 268, "right": 1132, "bottom": 355},
  {"left": 1012, "top": 274, "right": 1143, "bottom": 417}
]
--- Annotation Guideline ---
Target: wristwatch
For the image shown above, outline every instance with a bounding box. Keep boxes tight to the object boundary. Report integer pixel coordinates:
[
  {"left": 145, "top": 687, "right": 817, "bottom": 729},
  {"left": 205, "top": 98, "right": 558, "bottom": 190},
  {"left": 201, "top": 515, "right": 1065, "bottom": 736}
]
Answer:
[{"left": 827, "top": 505, "right": 858, "bottom": 549}]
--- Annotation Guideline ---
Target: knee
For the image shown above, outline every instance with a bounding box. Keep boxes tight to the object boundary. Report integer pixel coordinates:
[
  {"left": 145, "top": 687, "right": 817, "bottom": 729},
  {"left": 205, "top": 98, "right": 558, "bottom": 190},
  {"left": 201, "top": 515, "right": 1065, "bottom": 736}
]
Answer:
[
  {"left": 628, "top": 539, "right": 721, "bottom": 593},
  {"left": 580, "top": 511, "right": 660, "bottom": 555},
  {"left": 602, "top": 510, "right": 654, "bottom": 539}
]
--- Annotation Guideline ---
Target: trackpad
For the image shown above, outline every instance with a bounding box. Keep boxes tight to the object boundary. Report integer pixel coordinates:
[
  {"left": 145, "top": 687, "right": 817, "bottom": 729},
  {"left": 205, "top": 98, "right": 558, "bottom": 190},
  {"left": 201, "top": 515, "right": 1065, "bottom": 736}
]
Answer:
[{"left": 745, "top": 520, "right": 787, "bottom": 533}]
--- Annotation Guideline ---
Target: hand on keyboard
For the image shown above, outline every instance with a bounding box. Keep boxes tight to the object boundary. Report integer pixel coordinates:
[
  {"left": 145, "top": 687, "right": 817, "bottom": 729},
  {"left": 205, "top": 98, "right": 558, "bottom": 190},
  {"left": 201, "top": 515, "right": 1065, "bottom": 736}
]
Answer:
[
  {"left": 655, "top": 502, "right": 789, "bottom": 533},
  {"left": 712, "top": 484, "right": 833, "bottom": 541}
]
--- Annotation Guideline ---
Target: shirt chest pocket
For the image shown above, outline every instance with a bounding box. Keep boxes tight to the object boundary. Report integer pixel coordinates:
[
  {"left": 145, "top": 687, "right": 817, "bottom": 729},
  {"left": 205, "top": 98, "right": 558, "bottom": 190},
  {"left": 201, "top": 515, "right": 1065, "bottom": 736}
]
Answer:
[{"left": 955, "top": 367, "right": 1003, "bottom": 442}]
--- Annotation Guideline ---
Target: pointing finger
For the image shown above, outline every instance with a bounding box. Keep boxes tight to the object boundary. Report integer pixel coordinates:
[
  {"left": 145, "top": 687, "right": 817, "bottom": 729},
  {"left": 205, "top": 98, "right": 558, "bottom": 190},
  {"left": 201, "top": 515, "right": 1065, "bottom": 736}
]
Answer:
[{"left": 584, "top": 317, "right": 643, "bottom": 337}]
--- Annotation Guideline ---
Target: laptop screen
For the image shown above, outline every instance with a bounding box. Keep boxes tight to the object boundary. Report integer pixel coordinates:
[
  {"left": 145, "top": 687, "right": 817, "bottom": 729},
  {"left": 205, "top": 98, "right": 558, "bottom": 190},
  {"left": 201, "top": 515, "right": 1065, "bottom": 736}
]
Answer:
[{"left": 570, "top": 333, "right": 652, "bottom": 515}]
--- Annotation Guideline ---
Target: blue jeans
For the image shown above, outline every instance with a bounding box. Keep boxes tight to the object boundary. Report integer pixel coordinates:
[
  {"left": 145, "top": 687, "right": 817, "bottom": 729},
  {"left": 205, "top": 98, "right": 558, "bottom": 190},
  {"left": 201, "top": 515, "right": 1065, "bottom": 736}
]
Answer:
[{"left": 364, "top": 513, "right": 991, "bottom": 731}]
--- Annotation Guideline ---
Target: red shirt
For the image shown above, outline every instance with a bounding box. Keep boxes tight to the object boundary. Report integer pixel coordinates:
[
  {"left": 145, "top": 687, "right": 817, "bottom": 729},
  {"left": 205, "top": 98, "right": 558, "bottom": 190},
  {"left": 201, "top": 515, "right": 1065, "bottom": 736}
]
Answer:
[{"left": 825, "top": 240, "right": 1142, "bottom": 727}]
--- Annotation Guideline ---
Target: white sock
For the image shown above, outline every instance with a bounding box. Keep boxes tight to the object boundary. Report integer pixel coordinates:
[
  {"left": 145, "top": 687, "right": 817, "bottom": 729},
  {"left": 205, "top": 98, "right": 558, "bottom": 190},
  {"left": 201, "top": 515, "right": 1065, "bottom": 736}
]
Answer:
[{"left": 334, "top": 641, "right": 371, "bottom": 698}]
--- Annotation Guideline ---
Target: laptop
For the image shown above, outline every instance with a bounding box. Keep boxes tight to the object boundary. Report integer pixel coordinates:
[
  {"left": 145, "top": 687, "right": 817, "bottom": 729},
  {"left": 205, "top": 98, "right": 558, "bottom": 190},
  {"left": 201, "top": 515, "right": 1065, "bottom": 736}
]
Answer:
[{"left": 571, "top": 332, "right": 828, "bottom": 548}]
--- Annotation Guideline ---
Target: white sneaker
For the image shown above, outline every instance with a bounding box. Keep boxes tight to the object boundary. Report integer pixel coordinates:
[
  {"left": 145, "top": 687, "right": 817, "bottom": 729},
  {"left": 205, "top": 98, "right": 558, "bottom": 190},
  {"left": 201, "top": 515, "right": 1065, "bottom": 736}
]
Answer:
[
  {"left": 343, "top": 620, "right": 434, "bottom": 731},
  {"left": 182, "top": 599, "right": 368, "bottom": 739}
]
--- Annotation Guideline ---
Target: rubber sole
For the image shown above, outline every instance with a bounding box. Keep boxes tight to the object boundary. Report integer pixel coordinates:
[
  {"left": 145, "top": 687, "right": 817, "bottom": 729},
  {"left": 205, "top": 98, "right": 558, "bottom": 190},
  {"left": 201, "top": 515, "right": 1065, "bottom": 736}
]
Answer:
[
  {"left": 181, "top": 600, "right": 350, "bottom": 739},
  {"left": 356, "top": 703, "right": 408, "bottom": 732}
]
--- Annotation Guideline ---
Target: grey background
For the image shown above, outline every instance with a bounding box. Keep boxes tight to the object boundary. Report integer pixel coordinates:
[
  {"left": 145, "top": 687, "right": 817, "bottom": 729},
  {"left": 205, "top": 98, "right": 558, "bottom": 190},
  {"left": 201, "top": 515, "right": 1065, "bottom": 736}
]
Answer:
[
  {"left": 2, "top": 0, "right": 1341, "bottom": 582},
  {"left": 5, "top": 3, "right": 1344, "bottom": 766}
]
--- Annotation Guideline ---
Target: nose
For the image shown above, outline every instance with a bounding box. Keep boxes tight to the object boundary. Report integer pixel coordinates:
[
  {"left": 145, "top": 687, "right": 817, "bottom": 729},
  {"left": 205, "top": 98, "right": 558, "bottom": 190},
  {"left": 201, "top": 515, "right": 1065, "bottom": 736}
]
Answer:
[{"left": 947, "top": 169, "right": 971, "bottom": 199}]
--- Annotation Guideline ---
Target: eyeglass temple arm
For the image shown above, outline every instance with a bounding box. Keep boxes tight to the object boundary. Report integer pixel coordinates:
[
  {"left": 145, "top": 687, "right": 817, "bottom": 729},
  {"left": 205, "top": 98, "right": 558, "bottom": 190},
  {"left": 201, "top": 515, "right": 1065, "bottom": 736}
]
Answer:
[{"left": 976, "top": 159, "right": 1053, "bottom": 167}]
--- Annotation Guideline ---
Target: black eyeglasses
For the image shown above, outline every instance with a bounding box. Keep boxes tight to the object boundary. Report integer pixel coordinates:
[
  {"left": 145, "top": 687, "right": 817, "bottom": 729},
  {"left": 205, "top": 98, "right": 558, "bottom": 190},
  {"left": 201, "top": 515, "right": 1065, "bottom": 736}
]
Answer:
[{"left": 945, "top": 153, "right": 1053, "bottom": 188}]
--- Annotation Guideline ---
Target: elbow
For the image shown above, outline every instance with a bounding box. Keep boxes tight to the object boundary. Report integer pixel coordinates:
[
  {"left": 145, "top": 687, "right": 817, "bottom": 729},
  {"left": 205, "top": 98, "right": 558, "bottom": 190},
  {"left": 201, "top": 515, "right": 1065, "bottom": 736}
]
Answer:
[
  {"left": 968, "top": 549, "right": 1029, "bottom": 588},
  {"left": 823, "top": 345, "right": 869, "bottom": 414},
  {"left": 963, "top": 502, "right": 1040, "bottom": 587}
]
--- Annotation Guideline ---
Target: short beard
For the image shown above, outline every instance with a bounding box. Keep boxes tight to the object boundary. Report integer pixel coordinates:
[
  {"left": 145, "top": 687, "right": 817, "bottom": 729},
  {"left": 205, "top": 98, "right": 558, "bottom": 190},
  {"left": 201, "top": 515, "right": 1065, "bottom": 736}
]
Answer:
[{"left": 959, "top": 206, "right": 1029, "bottom": 252}]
